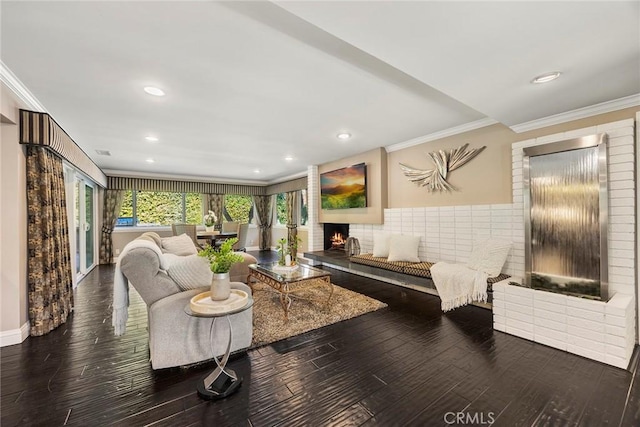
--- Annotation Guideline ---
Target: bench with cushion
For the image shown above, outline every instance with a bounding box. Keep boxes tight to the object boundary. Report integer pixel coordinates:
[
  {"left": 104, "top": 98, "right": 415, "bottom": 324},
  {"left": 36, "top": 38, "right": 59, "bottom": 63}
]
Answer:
[{"left": 350, "top": 253, "right": 510, "bottom": 290}]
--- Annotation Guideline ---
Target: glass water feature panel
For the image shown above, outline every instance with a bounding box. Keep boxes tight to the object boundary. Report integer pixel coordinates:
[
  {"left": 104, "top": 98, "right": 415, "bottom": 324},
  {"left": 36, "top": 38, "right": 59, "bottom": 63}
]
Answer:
[{"left": 528, "top": 147, "right": 601, "bottom": 298}]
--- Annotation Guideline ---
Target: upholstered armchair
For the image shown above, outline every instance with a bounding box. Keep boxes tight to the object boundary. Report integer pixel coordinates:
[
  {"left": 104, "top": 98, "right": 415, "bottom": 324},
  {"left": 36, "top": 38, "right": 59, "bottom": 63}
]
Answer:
[{"left": 118, "top": 232, "right": 256, "bottom": 369}]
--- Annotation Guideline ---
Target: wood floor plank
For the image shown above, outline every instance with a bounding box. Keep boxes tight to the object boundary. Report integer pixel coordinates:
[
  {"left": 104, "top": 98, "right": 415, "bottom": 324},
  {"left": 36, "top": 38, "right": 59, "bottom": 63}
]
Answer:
[{"left": 1, "top": 251, "right": 639, "bottom": 427}]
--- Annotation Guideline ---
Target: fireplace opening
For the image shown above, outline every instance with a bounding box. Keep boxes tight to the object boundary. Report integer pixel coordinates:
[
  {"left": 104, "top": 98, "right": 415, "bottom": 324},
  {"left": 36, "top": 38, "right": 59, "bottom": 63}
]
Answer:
[{"left": 323, "top": 223, "right": 349, "bottom": 251}]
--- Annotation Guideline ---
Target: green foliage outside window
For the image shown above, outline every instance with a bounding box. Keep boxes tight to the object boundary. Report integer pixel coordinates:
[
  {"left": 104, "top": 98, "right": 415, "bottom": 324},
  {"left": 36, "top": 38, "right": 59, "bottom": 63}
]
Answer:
[
  {"left": 120, "top": 190, "right": 133, "bottom": 218},
  {"left": 136, "top": 192, "right": 182, "bottom": 226},
  {"left": 117, "top": 191, "right": 203, "bottom": 226},
  {"left": 276, "top": 193, "right": 287, "bottom": 225},
  {"left": 185, "top": 193, "right": 203, "bottom": 224},
  {"left": 224, "top": 195, "right": 252, "bottom": 223}
]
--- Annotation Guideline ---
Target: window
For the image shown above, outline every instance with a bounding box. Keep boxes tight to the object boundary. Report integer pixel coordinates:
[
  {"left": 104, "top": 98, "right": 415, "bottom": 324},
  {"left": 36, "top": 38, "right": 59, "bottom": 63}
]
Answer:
[
  {"left": 117, "top": 190, "right": 203, "bottom": 226},
  {"left": 300, "top": 189, "right": 308, "bottom": 226},
  {"left": 274, "top": 190, "right": 307, "bottom": 226},
  {"left": 275, "top": 193, "right": 287, "bottom": 225},
  {"left": 223, "top": 195, "right": 254, "bottom": 224}
]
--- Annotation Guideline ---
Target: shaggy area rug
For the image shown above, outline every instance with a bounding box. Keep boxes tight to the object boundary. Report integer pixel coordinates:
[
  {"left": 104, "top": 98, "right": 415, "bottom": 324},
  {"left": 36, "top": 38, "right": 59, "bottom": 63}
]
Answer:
[{"left": 250, "top": 281, "right": 387, "bottom": 347}]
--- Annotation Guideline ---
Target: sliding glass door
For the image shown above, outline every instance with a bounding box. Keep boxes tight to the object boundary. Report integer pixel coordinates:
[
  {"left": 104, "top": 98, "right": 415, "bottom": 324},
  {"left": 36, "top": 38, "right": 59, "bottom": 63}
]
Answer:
[{"left": 66, "top": 167, "right": 97, "bottom": 286}]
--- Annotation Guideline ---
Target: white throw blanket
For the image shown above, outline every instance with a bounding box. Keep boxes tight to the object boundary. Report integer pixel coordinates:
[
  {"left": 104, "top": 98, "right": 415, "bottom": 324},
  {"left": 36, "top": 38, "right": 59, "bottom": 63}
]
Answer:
[
  {"left": 112, "top": 239, "right": 167, "bottom": 336},
  {"left": 430, "top": 262, "right": 489, "bottom": 312}
]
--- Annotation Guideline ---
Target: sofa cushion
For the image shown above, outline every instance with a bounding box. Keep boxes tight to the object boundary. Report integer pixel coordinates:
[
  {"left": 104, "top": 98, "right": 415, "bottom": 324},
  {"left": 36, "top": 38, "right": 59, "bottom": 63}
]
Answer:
[
  {"left": 350, "top": 253, "right": 414, "bottom": 272},
  {"left": 162, "top": 253, "right": 212, "bottom": 291},
  {"left": 161, "top": 234, "right": 198, "bottom": 256},
  {"left": 139, "top": 231, "right": 162, "bottom": 247},
  {"left": 387, "top": 234, "right": 421, "bottom": 263}
]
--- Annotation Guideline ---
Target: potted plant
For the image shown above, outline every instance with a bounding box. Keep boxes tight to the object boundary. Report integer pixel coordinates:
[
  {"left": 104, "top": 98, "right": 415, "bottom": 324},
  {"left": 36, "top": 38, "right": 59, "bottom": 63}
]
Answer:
[
  {"left": 203, "top": 210, "right": 217, "bottom": 232},
  {"left": 276, "top": 237, "right": 289, "bottom": 266},
  {"left": 288, "top": 235, "right": 303, "bottom": 263},
  {"left": 198, "top": 238, "right": 244, "bottom": 300}
]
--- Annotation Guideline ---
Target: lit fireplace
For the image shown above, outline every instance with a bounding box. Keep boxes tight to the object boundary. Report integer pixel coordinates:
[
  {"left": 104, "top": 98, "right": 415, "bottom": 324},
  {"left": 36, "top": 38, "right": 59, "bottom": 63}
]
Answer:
[
  {"left": 330, "top": 232, "right": 346, "bottom": 250},
  {"left": 323, "top": 223, "right": 349, "bottom": 251}
]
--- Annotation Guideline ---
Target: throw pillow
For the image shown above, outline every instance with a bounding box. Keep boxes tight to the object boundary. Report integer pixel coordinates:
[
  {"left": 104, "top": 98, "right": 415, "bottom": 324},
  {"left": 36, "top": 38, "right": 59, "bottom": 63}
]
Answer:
[
  {"left": 387, "top": 234, "right": 421, "bottom": 262},
  {"left": 162, "top": 253, "right": 212, "bottom": 291},
  {"left": 372, "top": 233, "right": 392, "bottom": 258},
  {"left": 161, "top": 233, "right": 198, "bottom": 256},
  {"left": 466, "top": 238, "right": 512, "bottom": 277},
  {"left": 140, "top": 231, "right": 162, "bottom": 248}
]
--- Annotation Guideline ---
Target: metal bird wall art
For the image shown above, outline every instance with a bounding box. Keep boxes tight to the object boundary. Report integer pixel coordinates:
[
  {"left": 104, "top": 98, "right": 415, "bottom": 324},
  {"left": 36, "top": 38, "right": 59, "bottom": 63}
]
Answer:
[{"left": 399, "top": 143, "right": 486, "bottom": 192}]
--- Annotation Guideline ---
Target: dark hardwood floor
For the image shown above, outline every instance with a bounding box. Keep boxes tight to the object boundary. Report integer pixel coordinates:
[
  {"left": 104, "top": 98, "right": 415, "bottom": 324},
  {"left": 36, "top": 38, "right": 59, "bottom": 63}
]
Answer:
[{"left": 2, "top": 250, "right": 640, "bottom": 426}]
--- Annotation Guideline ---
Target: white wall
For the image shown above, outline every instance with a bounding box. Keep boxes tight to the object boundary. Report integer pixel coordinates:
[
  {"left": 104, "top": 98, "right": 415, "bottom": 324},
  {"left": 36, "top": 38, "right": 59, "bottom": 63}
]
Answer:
[{"left": 0, "top": 84, "right": 29, "bottom": 345}]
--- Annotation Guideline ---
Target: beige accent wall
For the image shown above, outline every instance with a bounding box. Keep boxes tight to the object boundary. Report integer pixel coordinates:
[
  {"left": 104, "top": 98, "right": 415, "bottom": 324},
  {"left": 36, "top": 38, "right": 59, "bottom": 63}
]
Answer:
[
  {"left": 388, "top": 107, "right": 640, "bottom": 208},
  {"left": 270, "top": 227, "right": 308, "bottom": 253},
  {"left": 1, "top": 84, "right": 28, "bottom": 334},
  {"left": 318, "top": 147, "right": 387, "bottom": 224}
]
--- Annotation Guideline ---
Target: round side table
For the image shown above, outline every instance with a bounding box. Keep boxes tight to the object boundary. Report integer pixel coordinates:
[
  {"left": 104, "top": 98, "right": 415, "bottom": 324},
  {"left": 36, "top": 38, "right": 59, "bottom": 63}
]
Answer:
[{"left": 185, "top": 295, "right": 253, "bottom": 400}]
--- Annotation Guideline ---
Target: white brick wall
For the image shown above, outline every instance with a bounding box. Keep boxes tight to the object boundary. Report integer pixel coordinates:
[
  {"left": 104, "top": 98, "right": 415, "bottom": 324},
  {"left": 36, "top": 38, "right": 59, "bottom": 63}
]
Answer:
[
  {"left": 499, "top": 118, "right": 636, "bottom": 369},
  {"left": 494, "top": 281, "right": 635, "bottom": 369},
  {"left": 349, "top": 203, "right": 523, "bottom": 276},
  {"left": 306, "top": 165, "right": 324, "bottom": 253}
]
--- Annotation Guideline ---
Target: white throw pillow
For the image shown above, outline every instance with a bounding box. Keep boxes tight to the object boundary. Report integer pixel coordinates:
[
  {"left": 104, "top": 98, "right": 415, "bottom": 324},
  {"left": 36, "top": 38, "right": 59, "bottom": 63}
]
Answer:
[
  {"left": 372, "top": 233, "right": 392, "bottom": 258},
  {"left": 387, "top": 234, "right": 421, "bottom": 263},
  {"left": 161, "top": 233, "right": 198, "bottom": 256},
  {"left": 163, "top": 253, "right": 212, "bottom": 291},
  {"left": 466, "top": 238, "right": 511, "bottom": 277}
]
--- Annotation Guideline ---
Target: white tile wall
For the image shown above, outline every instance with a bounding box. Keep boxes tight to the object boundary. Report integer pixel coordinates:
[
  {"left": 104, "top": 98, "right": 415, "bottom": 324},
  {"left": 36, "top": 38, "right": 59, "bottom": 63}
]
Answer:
[{"left": 350, "top": 203, "right": 523, "bottom": 275}]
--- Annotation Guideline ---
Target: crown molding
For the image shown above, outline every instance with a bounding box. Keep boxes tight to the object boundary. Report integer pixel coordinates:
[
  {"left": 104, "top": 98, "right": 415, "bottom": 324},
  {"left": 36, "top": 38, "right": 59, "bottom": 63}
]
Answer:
[
  {"left": 385, "top": 117, "right": 498, "bottom": 152},
  {"left": 0, "top": 61, "right": 47, "bottom": 112},
  {"left": 510, "top": 94, "right": 640, "bottom": 133},
  {"left": 102, "top": 169, "right": 269, "bottom": 186},
  {"left": 265, "top": 170, "right": 308, "bottom": 185}
]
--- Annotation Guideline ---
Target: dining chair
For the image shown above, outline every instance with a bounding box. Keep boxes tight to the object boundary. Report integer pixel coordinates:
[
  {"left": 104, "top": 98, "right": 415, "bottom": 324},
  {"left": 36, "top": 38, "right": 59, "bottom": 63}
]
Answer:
[
  {"left": 171, "top": 223, "right": 203, "bottom": 248},
  {"left": 233, "top": 223, "right": 249, "bottom": 252},
  {"left": 222, "top": 221, "right": 240, "bottom": 233}
]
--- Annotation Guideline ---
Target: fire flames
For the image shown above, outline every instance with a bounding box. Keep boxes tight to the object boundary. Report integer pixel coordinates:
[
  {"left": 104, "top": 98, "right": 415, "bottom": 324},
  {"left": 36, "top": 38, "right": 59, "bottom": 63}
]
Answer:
[{"left": 330, "top": 232, "right": 346, "bottom": 249}]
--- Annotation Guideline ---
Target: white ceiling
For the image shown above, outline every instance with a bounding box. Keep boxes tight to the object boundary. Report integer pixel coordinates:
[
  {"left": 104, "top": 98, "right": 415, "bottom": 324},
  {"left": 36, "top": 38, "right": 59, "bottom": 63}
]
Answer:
[{"left": 2, "top": 1, "right": 639, "bottom": 184}]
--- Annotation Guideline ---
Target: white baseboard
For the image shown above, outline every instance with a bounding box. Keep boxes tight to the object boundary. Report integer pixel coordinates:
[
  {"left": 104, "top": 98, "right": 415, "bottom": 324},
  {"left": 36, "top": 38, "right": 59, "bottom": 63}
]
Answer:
[{"left": 0, "top": 321, "right": 30, "bottom": 347}]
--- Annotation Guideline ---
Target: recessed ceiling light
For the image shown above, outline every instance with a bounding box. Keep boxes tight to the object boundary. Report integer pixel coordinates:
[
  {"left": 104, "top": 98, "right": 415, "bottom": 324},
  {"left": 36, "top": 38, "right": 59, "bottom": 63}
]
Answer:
[
  {"left": 143, "top": 86, "right": 165, "bottom": 96},
  {"left": 253, "top": 169, "right": 260, "bottom": 174},
  {"left": 531, "top": 71, "right": 562, "bottom": 84},
  {"left": 145, "top": 136, "right": 159, "bottom": 142},
  {"left": 337, "top": 133, "right": 351, "bottom": 140},
  {"left": 284, "top": 156, "right": 294, "bottom": 161},
  {"left": 95, "top": 149, "right": 111, "bottom": 156},
  {"left": 146, "top": 158, "right": 155, "bottom": 163}
]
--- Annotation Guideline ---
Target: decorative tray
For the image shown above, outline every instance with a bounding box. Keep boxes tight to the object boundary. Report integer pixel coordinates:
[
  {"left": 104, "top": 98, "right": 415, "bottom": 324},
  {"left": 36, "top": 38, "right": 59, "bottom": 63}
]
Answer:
[
  {"left": 272, "top": 264, "right": 300, "bottom": 274},
  {"left": 190, "top": 289, "right": 249, "bottom": 314}
]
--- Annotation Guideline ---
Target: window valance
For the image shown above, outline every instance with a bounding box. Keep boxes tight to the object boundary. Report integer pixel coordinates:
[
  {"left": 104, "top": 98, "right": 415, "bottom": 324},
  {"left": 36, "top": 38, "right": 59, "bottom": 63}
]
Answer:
[
  {"left": 265, "top": 177, "right": 307, "bottom": 195},
  {"left": 108, "top": 176, "right": 266, "bottom": 196},
  {"left": 19, "top": 110, "right": 107, "bottom": 187}
]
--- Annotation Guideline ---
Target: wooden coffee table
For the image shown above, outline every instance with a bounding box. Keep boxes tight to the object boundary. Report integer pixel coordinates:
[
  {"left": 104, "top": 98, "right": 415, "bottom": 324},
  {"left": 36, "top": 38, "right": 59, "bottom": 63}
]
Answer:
[{"left": 247, "top": 263, "right": 333, "bottom": 319}]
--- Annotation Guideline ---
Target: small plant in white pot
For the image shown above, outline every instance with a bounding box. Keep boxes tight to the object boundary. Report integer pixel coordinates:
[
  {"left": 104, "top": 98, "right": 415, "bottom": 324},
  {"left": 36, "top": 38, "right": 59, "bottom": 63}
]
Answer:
[
  {"left": 203, "top": 210, "right": 217, "bottom": 232},
  {"left": 198, "top": 238, "right": 244, "bottom": 301}
]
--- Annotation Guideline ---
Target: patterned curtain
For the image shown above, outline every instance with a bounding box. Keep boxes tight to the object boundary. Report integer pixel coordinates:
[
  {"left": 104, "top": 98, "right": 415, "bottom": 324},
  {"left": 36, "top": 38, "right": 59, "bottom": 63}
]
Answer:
[
  {"left": 99, "top": 189, "right": 125, "bottom": 264},
  {"left": 286, "top": 191, "right": 299, "bottom": 260},
  {"left": 206, "top": 194, "right": 224, "bottom": 230},
  {"left": 253, "top": 195, "right": 274, "bottom": 250},
  {"left": 25, "top": 146, "right": 74, "bottom": 336}
]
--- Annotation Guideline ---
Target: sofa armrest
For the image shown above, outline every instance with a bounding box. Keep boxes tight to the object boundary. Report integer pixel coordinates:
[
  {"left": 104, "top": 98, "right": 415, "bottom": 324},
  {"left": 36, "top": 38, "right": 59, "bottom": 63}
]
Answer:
[
  {"left": 121, "top": 247, "right": 181, "bottom": 306},
  {"left": 229, "top": 252, "right": 258, "bottom": 283}
]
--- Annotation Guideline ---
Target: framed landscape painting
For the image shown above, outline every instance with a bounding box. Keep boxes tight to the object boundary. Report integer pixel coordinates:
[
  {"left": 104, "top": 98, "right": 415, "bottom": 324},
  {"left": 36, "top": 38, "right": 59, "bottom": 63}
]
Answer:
[{"left": 320, "top": 163, "right": 367, "bottom": 209}]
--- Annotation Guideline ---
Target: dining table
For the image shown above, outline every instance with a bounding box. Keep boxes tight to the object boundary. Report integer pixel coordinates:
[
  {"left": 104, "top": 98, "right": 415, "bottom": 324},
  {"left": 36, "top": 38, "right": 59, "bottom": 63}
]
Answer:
[{"left": 197, "top": 231, "right": 238, "bottom": 247}]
